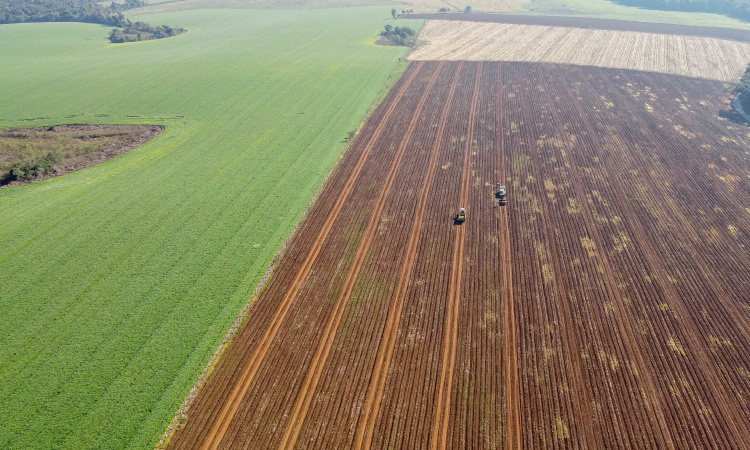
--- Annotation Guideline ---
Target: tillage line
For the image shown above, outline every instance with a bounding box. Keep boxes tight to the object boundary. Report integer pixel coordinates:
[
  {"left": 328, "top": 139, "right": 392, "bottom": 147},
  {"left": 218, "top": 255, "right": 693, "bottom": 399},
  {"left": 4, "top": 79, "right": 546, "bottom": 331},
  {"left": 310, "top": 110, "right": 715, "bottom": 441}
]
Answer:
[
  {"left": 593, "top": 68, "right": 750, "bottom": 449},
  {"left": 277, "top": 62, "right": 445, "bottom": 450},
  {"left": 521, "top": 66, "right": 599, "bottom": 450},
  {"left": 430, "top": 61, "right": 482, "bottom": 450},
  {"left": 497, "top": 68, "right": 521, "bottom": 450},
  {"left": 198, "top": 61, "right": 426, "bottom": 450},
  {"left": 551, "top": 67, "right": 676, "bottom": 450},
  {"left": 354, "top": 62, "right": 464, "bottom": 450}
]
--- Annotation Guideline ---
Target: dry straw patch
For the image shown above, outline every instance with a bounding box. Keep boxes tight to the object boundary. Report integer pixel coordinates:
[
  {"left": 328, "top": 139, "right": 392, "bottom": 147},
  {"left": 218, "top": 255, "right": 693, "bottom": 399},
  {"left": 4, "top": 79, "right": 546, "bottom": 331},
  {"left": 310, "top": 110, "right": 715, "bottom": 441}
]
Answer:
[{"left": 409, "top": 21, "right": 750, "bottom": 82}]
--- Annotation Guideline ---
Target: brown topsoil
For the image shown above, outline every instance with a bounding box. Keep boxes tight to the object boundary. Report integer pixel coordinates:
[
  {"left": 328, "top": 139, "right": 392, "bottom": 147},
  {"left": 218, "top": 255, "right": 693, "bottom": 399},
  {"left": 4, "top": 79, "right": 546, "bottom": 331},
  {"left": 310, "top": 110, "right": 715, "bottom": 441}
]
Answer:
[
  {"left": 0, "top": 124, "right": 162, "bottom": 187},
  {"left": 165, "top": 61, "right": 750, "bottom": 449},
  {"left": 403, "top": 13, "right": 750, "bottom": 42}
]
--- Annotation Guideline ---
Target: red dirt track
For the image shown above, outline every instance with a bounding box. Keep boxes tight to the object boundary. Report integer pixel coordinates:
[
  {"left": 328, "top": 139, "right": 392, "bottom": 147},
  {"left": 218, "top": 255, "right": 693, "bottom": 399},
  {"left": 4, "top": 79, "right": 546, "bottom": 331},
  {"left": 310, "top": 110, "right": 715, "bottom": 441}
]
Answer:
[{"left": 167, "top": 62, "right": 750, "bottom": 449}]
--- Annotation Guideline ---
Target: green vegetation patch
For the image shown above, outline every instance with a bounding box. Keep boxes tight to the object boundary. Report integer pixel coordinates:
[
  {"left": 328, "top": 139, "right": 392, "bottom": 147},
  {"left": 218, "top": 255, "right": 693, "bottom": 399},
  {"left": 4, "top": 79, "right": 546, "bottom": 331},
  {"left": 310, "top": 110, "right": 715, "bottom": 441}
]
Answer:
[
  {"left": 0, "top": 7, "right": 411, "bottom": 449},
  {"left": 608, "top": 0, "right": 750, "bottom": 23},
  {"left": 735, "top": 64, "right": 750, "bottom": 112},
  {"left": 0, "top": 0, "right": 186, "bottom": 43},
  {"left": 109, "top": 19, "right": 185, "bottom": 42},
  {"left": 0, "top": 125, "right": 161, "bottom": 185},
  {"left": 377, "top": 23, "right": 416, "bottom": 46}
]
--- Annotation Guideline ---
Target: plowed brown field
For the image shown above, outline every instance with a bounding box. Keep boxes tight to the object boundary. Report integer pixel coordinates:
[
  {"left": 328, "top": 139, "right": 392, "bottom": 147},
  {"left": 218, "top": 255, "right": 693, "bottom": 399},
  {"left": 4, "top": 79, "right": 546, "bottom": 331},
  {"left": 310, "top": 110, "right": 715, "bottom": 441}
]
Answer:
[{"left": 167, "top": 62, "right": 750, "bottom": 449}]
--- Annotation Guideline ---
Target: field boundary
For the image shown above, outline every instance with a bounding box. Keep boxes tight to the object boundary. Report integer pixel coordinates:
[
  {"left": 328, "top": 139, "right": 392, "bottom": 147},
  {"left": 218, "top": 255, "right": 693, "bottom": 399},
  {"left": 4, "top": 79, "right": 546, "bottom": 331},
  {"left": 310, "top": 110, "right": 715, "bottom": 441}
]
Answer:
[
  {"left": 277, "top": 62, "right": 443, "bottom": 449},
  {"left": 497, "top": 69, "right": 520, "bottom": 450},
  {"left": 198, "top": 62, "right": 425, "bottom": 450},
  {"left": 355, "top": 61, "right": 463, "bottom": 450},
  {"left": 431, "top": 62, "right": 481, "bottom": 450},
  {"left": 543, "top": 68, "right": 677, "bottom": 449},
  {"left": 402, "top": 14, "right": 750, "bottom": 42},
  {"left": 154, "top": 63, "right": 419, "bottom": 450}
]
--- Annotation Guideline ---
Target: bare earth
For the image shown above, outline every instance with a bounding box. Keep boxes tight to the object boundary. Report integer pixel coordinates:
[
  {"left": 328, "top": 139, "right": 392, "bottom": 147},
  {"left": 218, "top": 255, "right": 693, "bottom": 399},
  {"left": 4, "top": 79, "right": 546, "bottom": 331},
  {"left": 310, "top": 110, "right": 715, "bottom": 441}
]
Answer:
[
  {"left": 0, "top": 124, "right": 162, "bottom": 187},
  {"left": 165, "top": 61, "right": 750, "bottom": 450},
  {"left": 408, "top": 20, "right": 750, "bottom": 82}
]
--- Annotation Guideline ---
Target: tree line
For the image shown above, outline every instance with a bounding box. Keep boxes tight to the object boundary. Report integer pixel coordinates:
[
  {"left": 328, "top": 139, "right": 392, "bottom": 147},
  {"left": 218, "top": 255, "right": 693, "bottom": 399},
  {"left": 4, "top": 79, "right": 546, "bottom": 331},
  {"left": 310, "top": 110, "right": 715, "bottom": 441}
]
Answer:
[
  {"left": 0, "top": 0, "right": 184, "bottom": 43},
  {"left": 109, "top": 18, "right": 185, "bottom": 42},
  {"left": 736, "top": 64, "right": 750, "bottom": 113},
  {"left": 1, "top": 0, "right": 138, "bottom": 25},
  {"left": 609, "top": 0, "right": 750, "bottom": 22}
]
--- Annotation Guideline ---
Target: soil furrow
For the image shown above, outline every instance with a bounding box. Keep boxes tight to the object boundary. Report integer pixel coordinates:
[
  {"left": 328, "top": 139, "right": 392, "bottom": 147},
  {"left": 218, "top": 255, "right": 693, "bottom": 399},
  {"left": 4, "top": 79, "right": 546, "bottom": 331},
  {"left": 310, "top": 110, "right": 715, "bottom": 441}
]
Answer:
[
  {"left": 542, "top": 66, "right": 676, "bottom": 450},
  {"left": 355, "top": 61, "right": 463, "bottom": 450},
  {"left": 497, "top": 65, "right": 521, "bottom": 450},
  {"left": 431, "top": 62, "right": 482, "bottom": 450},
  {"left": 277, "top": 62, "right": 445, "bottom": 450}
]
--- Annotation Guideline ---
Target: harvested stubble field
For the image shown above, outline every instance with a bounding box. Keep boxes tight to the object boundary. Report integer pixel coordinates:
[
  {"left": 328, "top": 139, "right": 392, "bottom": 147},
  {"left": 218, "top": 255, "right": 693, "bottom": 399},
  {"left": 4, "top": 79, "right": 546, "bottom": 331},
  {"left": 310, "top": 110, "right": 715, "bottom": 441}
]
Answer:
[
  {"left": 168, "top": 61, "right": 750, "bottom": 449},
  {"left": 408, "top": 20, "right": 750, "bottom": 83}
]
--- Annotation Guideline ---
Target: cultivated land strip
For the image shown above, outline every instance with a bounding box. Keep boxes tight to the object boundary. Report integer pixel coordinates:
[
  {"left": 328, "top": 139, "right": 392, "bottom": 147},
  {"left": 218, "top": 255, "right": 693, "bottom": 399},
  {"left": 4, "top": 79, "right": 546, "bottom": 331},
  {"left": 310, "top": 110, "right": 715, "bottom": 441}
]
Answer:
[
  {"left": 518, "top": 64, "right": 601, "bottom": 450},
  {"left": 354, "top": 62, "right": 462, "bottom": 450},
  {"left": 543, "top": 67, "right": 676, "bottom": 450},
  {"left": 430, "top": 62, "right": 481, "bottom": 450},
  {"left": 179, "top": 62, "right": 425, "bottom": 450},
  {"left": 367, "top": 62, "right": 478, "bottom": 449},
  {"left": 287, "top": 63, "right": 458, "bottom": 450},
  {"left": 408, "top": 21, "right": 750, "bottom": 82},
  {"left": 497, "top": 67, "right": 520, "bottom": 450},
  {"left": 617, "top": 70, "right": 750, "bottom": 342},
  {"left": 592, "top": 68, "right": 750, "bottom": 447},
  {"left": 563, "top": 64, "right": 750, "bottom": 447},
  {"left": 277, "top": 61, "right": 444, "bottom": 450}
]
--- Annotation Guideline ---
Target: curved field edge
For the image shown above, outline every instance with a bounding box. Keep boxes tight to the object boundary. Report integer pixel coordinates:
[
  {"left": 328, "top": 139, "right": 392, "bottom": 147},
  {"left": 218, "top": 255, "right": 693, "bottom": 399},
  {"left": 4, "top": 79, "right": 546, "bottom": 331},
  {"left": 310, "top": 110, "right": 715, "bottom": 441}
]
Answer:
[
  {"left": 0, "top": 124, "right": 163, "bottom": 187},
  {"left": 0, "top": 8, "right": 414, "bottom": 450}
]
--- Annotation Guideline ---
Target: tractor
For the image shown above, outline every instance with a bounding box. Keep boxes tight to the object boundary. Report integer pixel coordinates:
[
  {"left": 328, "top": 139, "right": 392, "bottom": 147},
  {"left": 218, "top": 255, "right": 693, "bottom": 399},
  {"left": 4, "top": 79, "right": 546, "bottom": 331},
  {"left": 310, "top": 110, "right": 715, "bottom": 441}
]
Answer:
[
  {"left": 496, "top": 183, "right": 507, "bottom": 206},
  {"left": 455, "top": 207, "right": 467, "bottom": 223}
]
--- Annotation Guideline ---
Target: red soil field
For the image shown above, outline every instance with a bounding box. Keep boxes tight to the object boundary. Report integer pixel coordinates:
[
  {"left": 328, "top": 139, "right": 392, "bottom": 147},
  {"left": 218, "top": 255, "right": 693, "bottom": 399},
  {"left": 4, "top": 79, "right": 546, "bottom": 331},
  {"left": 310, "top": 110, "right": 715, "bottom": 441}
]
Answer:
[
  {"left": 403, "top": 13, "right": 750, "bottom": 42},
  {"left": 166, "top": 61, "right": 750, "bottom": 449}
]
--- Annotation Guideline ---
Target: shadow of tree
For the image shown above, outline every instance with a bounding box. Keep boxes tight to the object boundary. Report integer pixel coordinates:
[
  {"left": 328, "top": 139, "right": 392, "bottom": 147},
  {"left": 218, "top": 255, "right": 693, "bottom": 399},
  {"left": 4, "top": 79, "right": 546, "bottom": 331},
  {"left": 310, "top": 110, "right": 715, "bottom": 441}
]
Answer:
[{"left": 718, "top": 108, "right": 750, "bottom": 126}]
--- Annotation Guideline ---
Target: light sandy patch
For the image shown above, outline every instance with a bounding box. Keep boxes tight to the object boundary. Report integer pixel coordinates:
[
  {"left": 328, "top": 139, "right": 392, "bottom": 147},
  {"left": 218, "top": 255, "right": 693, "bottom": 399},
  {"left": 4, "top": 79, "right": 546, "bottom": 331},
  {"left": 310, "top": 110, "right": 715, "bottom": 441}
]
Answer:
[{"left": 408, "top": 20, "right": 750, "bottom": 82}]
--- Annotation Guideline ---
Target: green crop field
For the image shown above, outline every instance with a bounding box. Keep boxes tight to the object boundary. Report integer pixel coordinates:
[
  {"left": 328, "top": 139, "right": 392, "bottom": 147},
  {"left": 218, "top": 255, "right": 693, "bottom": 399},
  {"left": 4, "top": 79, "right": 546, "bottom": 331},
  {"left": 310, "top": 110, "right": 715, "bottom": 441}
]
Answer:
[{"left": 0, "top": 8, "right": 418, "bottom": 449}]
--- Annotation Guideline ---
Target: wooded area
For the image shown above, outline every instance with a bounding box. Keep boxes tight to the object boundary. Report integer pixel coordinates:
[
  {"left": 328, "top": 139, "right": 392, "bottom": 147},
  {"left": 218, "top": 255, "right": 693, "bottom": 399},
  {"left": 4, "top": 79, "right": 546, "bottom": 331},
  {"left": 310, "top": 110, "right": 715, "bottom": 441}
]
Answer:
[
  {"left": 611, "top": 0, "right": 750, "bottom": 21},
  {"left": 0, "top": 0, "right": 184, "bottom": 42},
  {"left": 0, "top": 0, "right": 139, "bottom": 24},
  {"left": 736, "top": 64, "right": 750, "bottom": 111}
]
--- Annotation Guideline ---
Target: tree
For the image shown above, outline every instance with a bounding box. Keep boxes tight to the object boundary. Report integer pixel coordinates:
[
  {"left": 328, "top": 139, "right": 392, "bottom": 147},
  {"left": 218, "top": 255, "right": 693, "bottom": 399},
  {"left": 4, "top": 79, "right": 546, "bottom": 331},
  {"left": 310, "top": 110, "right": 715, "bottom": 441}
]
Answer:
[
  {"left": 464, "top": 5, "right": 472, "bottom": 12},
  {"left": 391, "top": 8, "right": 397, "bottom": 19}
]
